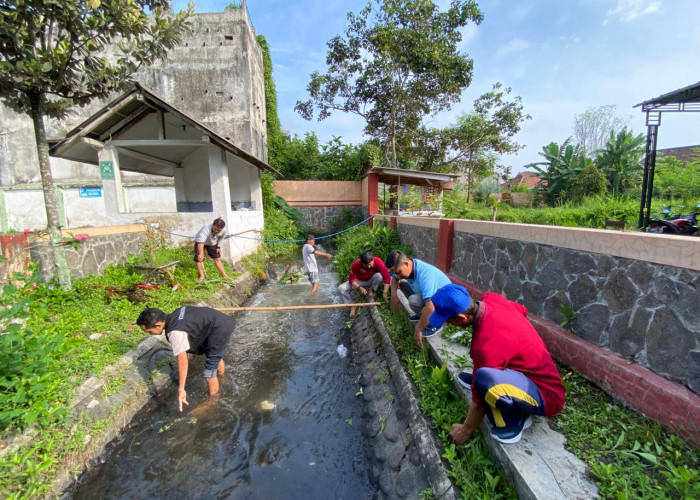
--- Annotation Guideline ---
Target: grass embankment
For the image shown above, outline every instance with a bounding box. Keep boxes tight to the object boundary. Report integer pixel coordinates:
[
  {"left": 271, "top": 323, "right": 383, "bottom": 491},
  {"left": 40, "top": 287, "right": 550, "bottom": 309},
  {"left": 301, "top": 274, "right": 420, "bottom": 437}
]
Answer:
[
  {"left": 336, "top": 224, "right": 699, "bottom": 499},
  {"left": 442, "top": 194, "right": 697, "bottom": 229},
  {"left": 0, "top": 246, "right": 246, "bottom": 499}
]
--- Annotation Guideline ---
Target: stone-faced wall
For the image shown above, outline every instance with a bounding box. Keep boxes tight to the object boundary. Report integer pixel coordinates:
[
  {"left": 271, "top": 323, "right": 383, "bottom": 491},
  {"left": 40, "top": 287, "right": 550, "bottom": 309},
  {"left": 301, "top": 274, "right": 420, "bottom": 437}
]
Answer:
[
  {"left": 296, "top": 206, "right": 364, "bottom": 234},
  {"left": 396, "top": 220, "right": 439, "bottom": 265},
  {"left": 448, "top": 231, "right": 699, "bottom": 393},
  {"left": 30, "top": 232, "right": 147, "bottom": 281},
  {"left": 378, "top": 216, "right": 699, "bottom": 393}
]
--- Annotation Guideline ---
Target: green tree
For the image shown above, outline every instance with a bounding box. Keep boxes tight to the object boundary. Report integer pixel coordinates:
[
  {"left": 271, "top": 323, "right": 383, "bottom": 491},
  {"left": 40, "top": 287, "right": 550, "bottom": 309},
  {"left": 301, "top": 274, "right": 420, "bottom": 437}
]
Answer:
[
  {"left": 653, "top": 155, "right": 700, "bottom": 202},
  {"left": 568, "top": 162, "right": 608, "bottom": 202},
  {"left": 0, "top": 0, "right": 191, "bottom": 289},
  {"left": 409, "top": 83, "right": 529, "bottom": 202},
  {"left": 595, "top": 128, "right": 645, "bottom": 196},
  {"left": 295, "top": 0, "right": 483, "bottom": 168}
]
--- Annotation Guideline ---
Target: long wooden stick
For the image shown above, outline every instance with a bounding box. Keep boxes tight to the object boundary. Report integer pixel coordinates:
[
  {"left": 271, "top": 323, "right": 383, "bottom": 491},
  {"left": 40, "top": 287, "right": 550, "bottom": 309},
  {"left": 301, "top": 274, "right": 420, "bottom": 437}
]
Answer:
[{"left": 216, "top": 302, "right": 381, "bottom": 312}]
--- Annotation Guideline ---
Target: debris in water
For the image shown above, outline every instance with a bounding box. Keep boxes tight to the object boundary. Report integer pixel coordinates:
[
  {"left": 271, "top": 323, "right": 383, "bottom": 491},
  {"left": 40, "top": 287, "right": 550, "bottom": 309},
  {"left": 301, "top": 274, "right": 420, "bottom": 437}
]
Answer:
[
  {"left": 337, "top": 344, "right": 348, "bottom": 358},
  {"left": 260, "top": 400, "right": 275, "bottom": 411}
]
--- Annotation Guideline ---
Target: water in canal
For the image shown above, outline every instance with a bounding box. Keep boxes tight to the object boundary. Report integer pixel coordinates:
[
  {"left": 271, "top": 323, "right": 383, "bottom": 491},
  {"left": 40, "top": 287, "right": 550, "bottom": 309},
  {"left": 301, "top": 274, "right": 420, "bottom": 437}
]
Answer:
[{"left": 70, "top": 261, "right": 376, "bottom": 499}]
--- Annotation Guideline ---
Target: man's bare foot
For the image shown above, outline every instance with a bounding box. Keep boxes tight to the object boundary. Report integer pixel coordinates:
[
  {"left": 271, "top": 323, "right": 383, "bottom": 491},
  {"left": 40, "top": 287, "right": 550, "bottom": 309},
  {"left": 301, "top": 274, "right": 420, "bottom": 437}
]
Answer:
[
  {"left": 197, "top": 277, "right": 205, "bottom": 283},
  {"left": 349, "top": 306, "right": 357, "bottom": 317}
]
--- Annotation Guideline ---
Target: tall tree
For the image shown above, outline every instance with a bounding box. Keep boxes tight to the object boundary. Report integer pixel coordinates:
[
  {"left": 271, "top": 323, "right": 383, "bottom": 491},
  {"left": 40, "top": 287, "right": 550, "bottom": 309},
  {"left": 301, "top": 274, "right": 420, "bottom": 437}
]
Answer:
[
  {"left": 407, "top": 83, "right": 529, "bottom": 201},
  {"left": 295, "top": 0, "right": 483, "bottom": 168},
  {"left": 573, "top": 105, "right": 630, "bottom": 156},
  {"left": 442, "top": 83, "right": 529, "bottom": 200},
  {"left": 0, "top": 0, "right": 191, "bottom": 289}
]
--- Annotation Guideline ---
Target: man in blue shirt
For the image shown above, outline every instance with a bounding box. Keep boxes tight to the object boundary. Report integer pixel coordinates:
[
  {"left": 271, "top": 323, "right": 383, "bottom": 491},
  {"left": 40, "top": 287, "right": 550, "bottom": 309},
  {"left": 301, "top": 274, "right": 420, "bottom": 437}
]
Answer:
[{"left": 385, "top": 250, "right": 451, "bottom": 349}]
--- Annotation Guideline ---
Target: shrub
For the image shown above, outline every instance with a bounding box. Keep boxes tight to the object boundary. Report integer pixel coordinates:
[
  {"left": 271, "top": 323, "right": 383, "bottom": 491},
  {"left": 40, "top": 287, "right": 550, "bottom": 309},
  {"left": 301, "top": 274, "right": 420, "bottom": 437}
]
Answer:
[{"left": 334, "top": 225, "right": 411, "bottom": 280}]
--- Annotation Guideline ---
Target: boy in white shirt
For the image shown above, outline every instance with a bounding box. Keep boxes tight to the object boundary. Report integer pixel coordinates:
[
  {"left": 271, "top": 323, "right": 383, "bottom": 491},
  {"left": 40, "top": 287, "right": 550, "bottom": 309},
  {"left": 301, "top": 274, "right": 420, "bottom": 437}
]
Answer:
[{"left": 302, "top": 234, "right": 332, "bottom": 293}]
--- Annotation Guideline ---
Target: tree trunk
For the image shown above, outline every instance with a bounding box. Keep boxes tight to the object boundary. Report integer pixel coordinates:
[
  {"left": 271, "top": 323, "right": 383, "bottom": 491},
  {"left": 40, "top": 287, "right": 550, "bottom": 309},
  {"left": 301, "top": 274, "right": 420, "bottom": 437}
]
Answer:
[
  {"left": 391, "top": 107, "right": 397, "bottom": 168},
  {"left": 29, "top": 92, "right": 71, "bottom": 290}
]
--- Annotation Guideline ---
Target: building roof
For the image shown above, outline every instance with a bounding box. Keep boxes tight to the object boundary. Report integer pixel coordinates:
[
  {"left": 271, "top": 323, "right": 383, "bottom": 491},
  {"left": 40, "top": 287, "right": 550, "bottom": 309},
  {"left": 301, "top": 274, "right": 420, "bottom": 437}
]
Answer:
[
  {"left": 371, "top": 167, "right": 457, "bottom": 189},
  {"left": 511, "top": 171, "right": 541, "bottom": 189},
  {"left": 634, "top": 81, "right": 700, "bottom": 112},
  {"left": 657, "top": 146, "right": 700, "bottom": 164},
  {"left": 49, "top": 83, "right": 280, "bottom": 177}
]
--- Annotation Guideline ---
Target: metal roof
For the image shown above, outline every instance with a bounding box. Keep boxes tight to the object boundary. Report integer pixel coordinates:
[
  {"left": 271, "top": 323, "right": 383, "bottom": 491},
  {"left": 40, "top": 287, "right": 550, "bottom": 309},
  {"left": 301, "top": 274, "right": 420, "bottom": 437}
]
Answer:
[
  {"left": 635, "top": 81, "right": 700, "bottom": 112},
  {"left": 49, "top": 83, "right": 280, "bottom": 177},
  {"left": 371, "top": 167, "right": 457, "bottom": 189}
]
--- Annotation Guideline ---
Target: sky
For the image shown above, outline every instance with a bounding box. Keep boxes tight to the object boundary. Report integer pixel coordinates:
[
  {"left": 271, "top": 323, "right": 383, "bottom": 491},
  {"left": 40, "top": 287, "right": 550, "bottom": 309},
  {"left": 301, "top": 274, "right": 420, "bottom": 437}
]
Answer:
[{"left": 173, "top": 0, "right": 700, "bottom": 173}]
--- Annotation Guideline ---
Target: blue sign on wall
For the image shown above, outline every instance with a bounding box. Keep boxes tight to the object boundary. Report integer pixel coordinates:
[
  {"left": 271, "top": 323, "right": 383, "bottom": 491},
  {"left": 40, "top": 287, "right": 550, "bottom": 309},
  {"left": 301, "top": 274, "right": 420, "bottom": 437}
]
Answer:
[{"left": 79, "top": 187, "right": 102, "bottom": 198}]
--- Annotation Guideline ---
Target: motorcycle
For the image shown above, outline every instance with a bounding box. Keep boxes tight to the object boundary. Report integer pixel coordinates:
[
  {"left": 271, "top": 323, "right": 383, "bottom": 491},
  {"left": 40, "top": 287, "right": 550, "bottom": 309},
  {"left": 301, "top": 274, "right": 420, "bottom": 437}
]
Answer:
[{"left": 646, "top": 207, "right": 699, "bottom": 236}]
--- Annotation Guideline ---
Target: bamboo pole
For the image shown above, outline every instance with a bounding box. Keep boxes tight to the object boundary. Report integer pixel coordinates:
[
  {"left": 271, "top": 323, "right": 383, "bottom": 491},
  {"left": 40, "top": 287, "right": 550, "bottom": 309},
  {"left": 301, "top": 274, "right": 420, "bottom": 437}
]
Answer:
[{"left": 216, "top": 302, "right": 381, "bottom": 312}]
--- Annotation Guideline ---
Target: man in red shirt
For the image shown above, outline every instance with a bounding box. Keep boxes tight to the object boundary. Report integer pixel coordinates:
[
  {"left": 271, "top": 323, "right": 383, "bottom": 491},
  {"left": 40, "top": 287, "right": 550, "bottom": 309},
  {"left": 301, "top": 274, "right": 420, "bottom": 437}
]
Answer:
[
  {"left": 337, "top": 250, "right": 391, "bottom": 316},
  {"left": 430, "top": 284, "right": 565, "bottom": 444}
]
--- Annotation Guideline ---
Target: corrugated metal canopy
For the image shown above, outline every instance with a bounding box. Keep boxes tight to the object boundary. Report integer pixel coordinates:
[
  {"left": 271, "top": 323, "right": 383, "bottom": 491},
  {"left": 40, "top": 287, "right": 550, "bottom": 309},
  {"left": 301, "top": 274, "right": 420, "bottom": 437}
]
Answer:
[
  {"left": 49, "top": 83, "right": 280, "bottom": 177},
  {"left": 635, "top": 81, "right": 700, "bottom": 112}
]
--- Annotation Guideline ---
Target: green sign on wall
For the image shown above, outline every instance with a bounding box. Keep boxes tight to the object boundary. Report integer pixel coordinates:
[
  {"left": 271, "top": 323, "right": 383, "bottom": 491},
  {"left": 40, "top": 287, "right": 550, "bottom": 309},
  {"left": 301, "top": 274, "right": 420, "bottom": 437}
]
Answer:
[{"left": 99, "top": 160, "right": 115, "bottom": 180}]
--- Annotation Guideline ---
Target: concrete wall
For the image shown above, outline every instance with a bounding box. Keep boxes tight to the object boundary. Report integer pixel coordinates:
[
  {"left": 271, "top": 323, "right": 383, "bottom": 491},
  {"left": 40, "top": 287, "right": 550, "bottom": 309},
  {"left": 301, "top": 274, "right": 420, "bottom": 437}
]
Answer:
[
  {"left": 377, "top": 215, "right": 700, "bottom": 395},
  {"left": 273, "top": 180, "right": 363, "bottom": 206},
  {"left": 1, "top": 186, "right": 176, "bottom": 232},
  {"left": 0, "top": 6, "right": 266, "bottom": 188}
]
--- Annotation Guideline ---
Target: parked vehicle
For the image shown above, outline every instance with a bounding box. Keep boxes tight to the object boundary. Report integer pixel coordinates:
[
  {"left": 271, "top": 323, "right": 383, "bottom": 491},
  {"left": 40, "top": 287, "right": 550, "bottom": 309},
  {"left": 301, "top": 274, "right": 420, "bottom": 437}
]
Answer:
[{"left": 646, "top": 207, "right": 699, "bottom": 236}]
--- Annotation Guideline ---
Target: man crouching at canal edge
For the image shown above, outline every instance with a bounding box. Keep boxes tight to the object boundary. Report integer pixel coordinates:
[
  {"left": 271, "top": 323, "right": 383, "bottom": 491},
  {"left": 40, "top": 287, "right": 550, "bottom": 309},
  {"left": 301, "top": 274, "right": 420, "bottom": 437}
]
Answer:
[
  {"left": 429, "top": 284, "right": 565, "bottom": 445},
  {"left": 137, "top": 306, "right": 235, "bottom": 412}
]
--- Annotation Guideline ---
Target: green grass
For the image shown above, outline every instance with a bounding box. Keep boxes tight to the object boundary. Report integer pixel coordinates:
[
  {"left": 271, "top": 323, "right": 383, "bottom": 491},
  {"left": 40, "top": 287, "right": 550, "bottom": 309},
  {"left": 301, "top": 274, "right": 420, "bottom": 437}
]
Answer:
[
  {"left": 554, "top": 367, "right": 700, "bottom": 499},
  {"left": 441, "top": 193, "right": 700, "bottom": 230},
  {"left": 0, "top": 244, "right": 251, "bottom": 498}
]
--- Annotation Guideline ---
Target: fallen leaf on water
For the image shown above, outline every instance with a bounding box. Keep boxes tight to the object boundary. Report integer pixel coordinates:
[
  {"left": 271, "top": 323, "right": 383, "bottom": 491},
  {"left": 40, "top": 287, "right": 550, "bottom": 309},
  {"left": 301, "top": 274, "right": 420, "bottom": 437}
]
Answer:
[{"left": 260, "top": 400, "right": 275, "bottom": 411}]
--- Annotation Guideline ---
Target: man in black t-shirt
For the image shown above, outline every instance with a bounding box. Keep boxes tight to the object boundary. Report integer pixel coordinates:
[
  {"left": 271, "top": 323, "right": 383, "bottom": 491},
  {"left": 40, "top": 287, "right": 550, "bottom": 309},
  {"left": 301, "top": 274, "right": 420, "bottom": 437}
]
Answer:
[{"left": 137, "top": 306, "right": 235, "bottom": 412}]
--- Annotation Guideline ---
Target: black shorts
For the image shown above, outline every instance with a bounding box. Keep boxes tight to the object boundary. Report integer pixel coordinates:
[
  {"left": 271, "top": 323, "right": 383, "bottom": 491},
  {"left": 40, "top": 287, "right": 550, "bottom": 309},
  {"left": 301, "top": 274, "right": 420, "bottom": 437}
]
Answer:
[{"left": 193, "top": 243, "right": 220, "bottom": 261}]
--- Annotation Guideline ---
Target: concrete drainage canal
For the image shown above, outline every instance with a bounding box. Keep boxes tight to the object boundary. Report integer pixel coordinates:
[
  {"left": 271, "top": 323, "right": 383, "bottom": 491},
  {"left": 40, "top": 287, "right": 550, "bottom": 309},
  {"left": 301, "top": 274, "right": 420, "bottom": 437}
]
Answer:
[{"left": 66, "top": 262, "right": 451, "bottom": 499}]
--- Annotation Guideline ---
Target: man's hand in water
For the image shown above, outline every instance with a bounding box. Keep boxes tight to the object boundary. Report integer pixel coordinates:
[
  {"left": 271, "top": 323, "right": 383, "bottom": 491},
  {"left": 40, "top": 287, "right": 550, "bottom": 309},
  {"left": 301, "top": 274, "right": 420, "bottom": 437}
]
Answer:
[{"left": 178, "top": 388, "right": 189, "bottom": 412}]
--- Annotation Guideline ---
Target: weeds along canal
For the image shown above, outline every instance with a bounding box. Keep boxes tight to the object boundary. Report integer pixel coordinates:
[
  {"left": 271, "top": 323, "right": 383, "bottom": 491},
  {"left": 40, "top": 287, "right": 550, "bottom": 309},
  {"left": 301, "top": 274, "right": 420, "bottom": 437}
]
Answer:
[{"left": 69, "top": 260, "right": 377, "bottom": 499}]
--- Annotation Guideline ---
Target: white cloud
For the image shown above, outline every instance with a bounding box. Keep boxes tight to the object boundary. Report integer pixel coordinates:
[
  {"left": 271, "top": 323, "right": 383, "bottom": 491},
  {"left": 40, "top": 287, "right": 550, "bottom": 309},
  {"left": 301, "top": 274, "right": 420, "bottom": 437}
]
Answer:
[
  {"left": 495, "top": 38, "right": 531, "bottom": 58},
  {"left": 604, "top": 0, "right": 662, "bottom": 24},
  {"left": 458, "top": 23, "right": 479, "bottom": 50}
]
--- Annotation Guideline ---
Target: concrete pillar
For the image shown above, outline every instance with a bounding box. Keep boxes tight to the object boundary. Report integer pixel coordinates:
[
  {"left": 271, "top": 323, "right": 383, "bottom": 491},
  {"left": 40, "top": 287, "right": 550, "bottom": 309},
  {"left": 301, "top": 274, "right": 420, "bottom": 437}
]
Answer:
[
  {"left": 98, "top": 146, "right": 126, "bottom": 215},
  {"left": 367, "top": 172, "right": 379, "bottom": 227},
  {"left": 174, "top": 167, "right": 186, "bottom": 212},
  {"left": 207, "top": 145, "right": 232, "bottom": 258},
  {"left": 437, "top": 219, "right": 454, "bottom": 273},
  {"left": 250, "top": 168, "right": 262, "bottom": 212}
]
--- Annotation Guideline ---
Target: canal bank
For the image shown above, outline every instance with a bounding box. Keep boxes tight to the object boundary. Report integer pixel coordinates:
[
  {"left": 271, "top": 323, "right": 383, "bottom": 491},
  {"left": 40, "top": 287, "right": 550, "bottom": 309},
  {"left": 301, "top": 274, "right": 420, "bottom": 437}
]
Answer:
[{"left": 59, "top": 263, "right": 456, "bottom": 499}]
